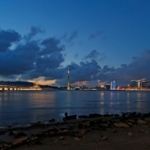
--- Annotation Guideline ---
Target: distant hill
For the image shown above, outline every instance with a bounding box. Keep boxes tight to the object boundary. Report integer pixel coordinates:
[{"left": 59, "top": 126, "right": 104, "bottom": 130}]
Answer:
[
  {"left": 0, "top": 81, "right": 34, "bottom": 86},
  {"left": 0, "top": 81, "right": 67, "bottom": 90}
]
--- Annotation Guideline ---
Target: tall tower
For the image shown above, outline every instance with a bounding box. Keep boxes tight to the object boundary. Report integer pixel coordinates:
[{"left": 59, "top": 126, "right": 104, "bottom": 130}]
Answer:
[{"left": 67, "top": 69, "right": 71, "bottom": 90}]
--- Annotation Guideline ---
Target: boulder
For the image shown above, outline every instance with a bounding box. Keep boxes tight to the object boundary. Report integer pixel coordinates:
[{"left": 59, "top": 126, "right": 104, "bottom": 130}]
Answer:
[
  {"left": 114, "top": 122, "right": 130, "bottom": 128},
  {"left": 137, "top": 119, "right": 148, "bottom": 125},
  {"left": 74, "top": 137, "right": 82, "bottom": 142},
  {"left": 12, "top": 136, "right": 28, "bottom": 147}
]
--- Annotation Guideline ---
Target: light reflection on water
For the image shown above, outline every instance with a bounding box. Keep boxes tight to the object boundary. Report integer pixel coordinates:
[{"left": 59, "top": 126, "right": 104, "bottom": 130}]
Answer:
[{"left": 0, "top": 90, "right": 150, "bottom": 126}]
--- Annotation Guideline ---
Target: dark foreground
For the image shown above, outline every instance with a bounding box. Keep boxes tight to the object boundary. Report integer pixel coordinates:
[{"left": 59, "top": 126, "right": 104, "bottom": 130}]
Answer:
[{"left": 0, "top": 112, "right": 150, "bottom": 150}]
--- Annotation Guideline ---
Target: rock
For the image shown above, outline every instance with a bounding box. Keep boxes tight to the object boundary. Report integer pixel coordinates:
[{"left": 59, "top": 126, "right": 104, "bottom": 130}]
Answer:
[
  {"left": 49, "top": 118, "right": 55, "bottom": 122},
  {"left": 114, "top": 122, "right": 130, "bottom": 128},
  {"left": 137, "top": 119, "right": 148, "bottom": 125},
  {"left": 63, "top": 114, "right": 77, "bottom": 121},
  {"left": 128, "top": 119, "right": 135, "bottom": 123},
  {"left": 82, "top": 121, "right": 90, "bottom": 127},
  {"left": 101, "top": 123, "right": 109, "bottom": 127},
  {"left": 27, "top": 136, "right": 42, "bottom": 145},
  {"left": 12, "top": 136, "right": 28, "bottom": 146},
  {"left": 0, "top": 143, "right": 11, "bottom": 150},
  {"left": 127, "top": 122, "right": 133, "bottom": 126},
  {"left": 128, "top": 132, "right": 133, "bottom": 136},
  {"left": 30, "top": 136, "right": 39, "bottom": 142},
  {"left": 111, "top": 129, "right": 117, "bottom": 133},
  {"left": 23, "top": 124, "right": 31, "bottom": 128},
  {"left": 58, "top": 136, "right": 64, "bottom": 140},
  {"left": 94, "top": 139, "right": 99, "bottom": 143},
  {"left": 62, "top": 141, "right": 70, "bottom": 145},
  {"left": 80, "top": 129, "right": 87, "bottom": 135},
  {"left": 78, "top": 115, "right": 88, "bottom": 118},
  {"left": 89, "top": 113, "right": 102, "bottom": 118},
  {"left": 49, "top": 126, "right": 56, "bottom": 130},
  {"left": 49, "top": 131, "right": 56, "bottom": 135},
  {"left": 74, "top": 137, "right": 82, "bottom": 142},
  {"left": 142, "top": 125, "right": 149, "bottom": 128},
  {"left": 139, "top": 129, "right": 149, "bottom": 133},
  {"left": 31, "top": 122, "right": 44, "bottom": 128},
  {"left": 14, "top": 132, "right": 27, "bottom": 138},
  {"left": 62, "top": 129, "right": 69, "bottom": 134},
  {"left": 9, "top": 131, "right": 16, "bottom": 136},
  {"left": 100, "top": 135, "right": 108, "bottom": 141},
  {"left": 145, "top": 117, "right": 150, "bottom": 123}
]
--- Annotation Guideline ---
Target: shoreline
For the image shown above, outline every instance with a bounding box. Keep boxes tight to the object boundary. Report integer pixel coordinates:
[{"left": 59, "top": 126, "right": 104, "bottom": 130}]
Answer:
[{"left": 0, "top": 112, "right": 150, "bottom": 150}]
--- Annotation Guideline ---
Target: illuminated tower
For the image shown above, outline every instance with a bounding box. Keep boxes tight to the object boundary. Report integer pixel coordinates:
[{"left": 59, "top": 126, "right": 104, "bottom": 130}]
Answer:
[{"left": 67, "top": 69, "right": 71, "bottom": 90}]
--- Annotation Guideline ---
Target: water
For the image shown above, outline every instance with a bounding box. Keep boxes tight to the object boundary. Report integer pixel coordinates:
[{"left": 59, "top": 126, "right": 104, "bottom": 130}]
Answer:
[{"left": 0, "top": 90, "right": 150, "bottom": 126}]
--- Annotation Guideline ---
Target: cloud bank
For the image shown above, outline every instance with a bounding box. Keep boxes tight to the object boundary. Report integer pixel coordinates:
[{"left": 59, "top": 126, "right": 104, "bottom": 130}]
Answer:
[{"left": 0, "top": 27, "right": 150, "bottom": 87}]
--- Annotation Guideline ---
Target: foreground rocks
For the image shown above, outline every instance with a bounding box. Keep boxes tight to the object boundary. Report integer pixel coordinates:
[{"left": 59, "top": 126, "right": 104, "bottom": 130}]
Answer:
[{"left": 0, "top": 112, "right": 150, "bottom": 150}]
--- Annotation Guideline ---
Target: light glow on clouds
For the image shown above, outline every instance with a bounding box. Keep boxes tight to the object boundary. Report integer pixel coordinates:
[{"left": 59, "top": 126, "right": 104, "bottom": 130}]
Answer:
[{"left": 28, "top": 77, "right": 56, "bottom": 85}]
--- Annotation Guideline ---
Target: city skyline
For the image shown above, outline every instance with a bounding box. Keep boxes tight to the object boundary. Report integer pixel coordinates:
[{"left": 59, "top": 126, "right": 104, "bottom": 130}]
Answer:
[{"left": 0, "top": 0, "right": 150, "bottom": 87}]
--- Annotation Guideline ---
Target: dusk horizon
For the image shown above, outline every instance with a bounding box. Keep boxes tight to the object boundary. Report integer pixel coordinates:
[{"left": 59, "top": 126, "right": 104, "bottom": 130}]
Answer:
[{"left": 0, "top": 0, "right": 150, "bottom": 87}]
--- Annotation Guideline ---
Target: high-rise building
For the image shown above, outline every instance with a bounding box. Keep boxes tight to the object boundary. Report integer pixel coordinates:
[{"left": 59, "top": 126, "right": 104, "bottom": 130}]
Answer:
[
  {"left": 141, "top": 78, "right": 149, "bottom": 88},
  {"left": 110, "top": 81, "right": 116, "bottom": 90},
  {"left": 130, "top": 79, "right": 150, "bottom": 89},
  {"left": 130, "top": 80, "right": 138, "bottom": 88}
]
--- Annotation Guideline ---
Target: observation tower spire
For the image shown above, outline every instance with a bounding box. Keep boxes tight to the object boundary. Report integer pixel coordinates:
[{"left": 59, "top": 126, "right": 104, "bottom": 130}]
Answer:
[{"left": 67, "top": 68, "right": 71, "bottom": 90}]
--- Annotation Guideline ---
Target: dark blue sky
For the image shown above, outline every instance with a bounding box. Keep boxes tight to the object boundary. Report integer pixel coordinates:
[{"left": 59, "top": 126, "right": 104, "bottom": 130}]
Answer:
[{"left": 0, "top": 0, "right": 150, "bottom": 87}]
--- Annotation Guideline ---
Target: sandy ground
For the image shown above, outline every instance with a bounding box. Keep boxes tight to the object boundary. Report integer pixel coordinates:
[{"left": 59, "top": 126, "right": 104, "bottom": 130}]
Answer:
[
  {"left": 0, "top": 115, "right": 150, "bottom": 150},
  {"left": 15, "top": 125, "right": 150, "bottom": 150}
]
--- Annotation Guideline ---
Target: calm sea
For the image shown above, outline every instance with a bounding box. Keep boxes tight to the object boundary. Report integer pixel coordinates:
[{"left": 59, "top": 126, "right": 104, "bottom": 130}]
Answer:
[{"left": 0, "top": 90, "right": 150, "bottom": 126}]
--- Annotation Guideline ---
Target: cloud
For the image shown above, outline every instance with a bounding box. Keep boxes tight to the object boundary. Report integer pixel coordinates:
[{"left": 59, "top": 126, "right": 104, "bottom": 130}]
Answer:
[
  {"left": 60, "top": 30, "right": 78, "bottom": 43},
  {"left": 40, "top": 37, "right": 65, "bottom": 55},
  {"left": 74, "top": 53, "right": 78, "bottom": 59},
  {"left": 88, "top": 30, "right": 104, "bottom": 40},
  {"left": 28, "top": 76, "right": 56, "bottom": 85},
  {"left": 0, "top": 41, "right": 39, "bottom": 76},
  {"left": 56, "top": 49, "right": 150, "bottom": 87},
  {"left": 0, "top": 27, "right": 65, "bottom": 82},
  {"left": 91, "top": 49, "right": 150, "bottom": 86},
  {"left": 0, "top": 27, "right": 150, "bottom": 87},
  {"left": 0, "top": 30, "right": 21, "bottom": 52},
  {"left": 54, "top": 59, "right": 101, "bottom": 86},
  {"left": 84, "top": 49, "right": 106, "bottom": 61},
  {"left": 24, "top": 26, "right": 44, "bottom": 40}
]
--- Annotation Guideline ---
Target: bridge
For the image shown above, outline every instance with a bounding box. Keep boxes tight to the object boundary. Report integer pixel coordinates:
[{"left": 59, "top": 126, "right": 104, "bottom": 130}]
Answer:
[{"left": 0, "top": 85, "right": 42, "bottom": 91}]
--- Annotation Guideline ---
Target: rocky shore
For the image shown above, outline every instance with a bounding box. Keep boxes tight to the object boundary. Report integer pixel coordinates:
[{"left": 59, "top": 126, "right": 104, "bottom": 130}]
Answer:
[{"left": 0, "top": 112, "right": 150, "bottom": 150}]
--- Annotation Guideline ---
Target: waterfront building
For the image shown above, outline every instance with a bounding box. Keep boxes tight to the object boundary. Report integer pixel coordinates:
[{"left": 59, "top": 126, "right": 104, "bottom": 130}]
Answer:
[
  {"left": 130, "top": 80, "right": 138, "bottom": 88},
  {"left": 137, "top": 80, "right": 141, "bottom": 88},
  {"left": 130, "top": 79, "right": 150, "bottom": 89},
  {"left": 141, "top": 78, "right": 150, "bottom": 88},
  {"left": 110, "top": 81, "right": 116, "bottom": 90},
  {"left": 105, "top": 84, "right": 110, "bottom": 90}
]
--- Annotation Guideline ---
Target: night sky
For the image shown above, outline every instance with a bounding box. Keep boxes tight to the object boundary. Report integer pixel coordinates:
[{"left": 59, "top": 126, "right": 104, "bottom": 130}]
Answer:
[{"left": 0, "top": 0, "right": 150, "bottom": 87}]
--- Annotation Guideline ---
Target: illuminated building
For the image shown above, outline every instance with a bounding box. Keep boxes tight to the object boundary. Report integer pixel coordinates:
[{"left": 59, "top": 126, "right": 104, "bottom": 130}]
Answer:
[
  {"left": 141, "top": 78, "right": 149, "bottom": 88},
  {"left": 130, "top": 80, "right": 138, "bottom": 88},
  {"left": 137, "top": 80, "right": 141, "bottom": 88},
  {"left": 67, "top": 69, "right": 71, "bottom": 90},
  {"left": 130, "top": 79, "right": 150, "bottom": 89},
  {"left": 110, "top": 81, "right": 116, "bottom": 90}
]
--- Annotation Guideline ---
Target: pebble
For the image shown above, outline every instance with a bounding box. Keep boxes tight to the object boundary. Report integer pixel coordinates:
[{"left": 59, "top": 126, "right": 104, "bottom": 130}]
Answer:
[{"left": 128, "top": 132, "right": 133, "bottom": 136}]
